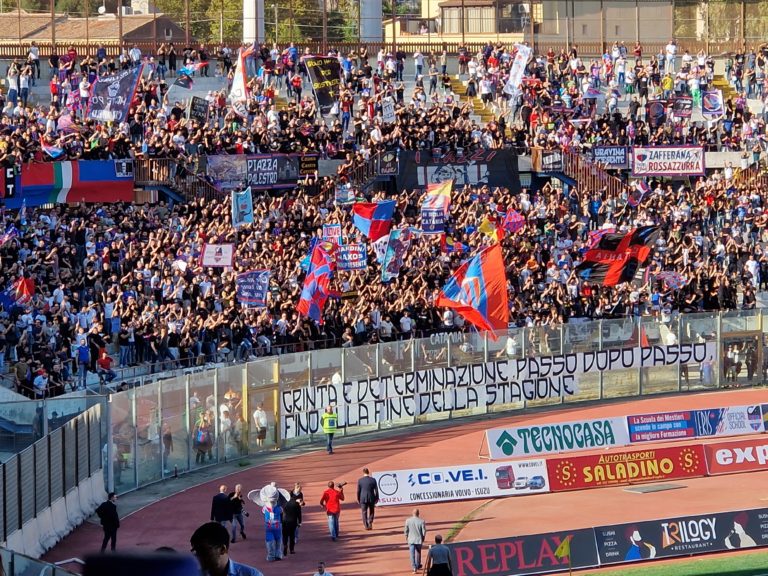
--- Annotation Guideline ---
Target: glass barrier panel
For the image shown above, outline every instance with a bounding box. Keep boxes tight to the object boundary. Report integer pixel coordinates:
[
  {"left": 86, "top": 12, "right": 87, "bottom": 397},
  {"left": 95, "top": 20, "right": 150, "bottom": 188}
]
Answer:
[
  {"left": 246, "top": 358, "right": 278, "bottom": 388},
  {"left": 563, "top": 320, "right": 601, "bottom": 354},
  {"left": 378, "top": 339, "right": 413, "bottom": 376},
  {"left": 45, "top": 396, "right": 88, "bottom": 435},
  {"left": 189, "top": 371, "right": 216, "bottom": 468},
  {"left": 641, "top": 365, "right": 680, "bottom": 396},
  {"left": 135, "top": 382, "right": 162, "bottom": 486},
  {"left": 565, "top": 371, "right": 600, "bottom": 404},
  {"left": 310, "top": 348, "right": 343, "bottom": 388},
  {"left": 602, "top": 367, "right": 640, "bottom": 399},
  {"left": 0, "top": 401, "right": 37, "bottom": 457},
  {"left": 412, "top": 337, "right": 448, "bottom": 371},
  {"left": 216, "top": 365, "right": 246, "bottom": 461},
  {"left": 278, "top": 352, "right": 311, "bottom": 388},
  {"left": 721, "top": 309, "right": 760, "bottom": 333},
  {"left": 111, "top": 388, "right": 136, "bottom": 493},
  {"left": 600, "top": 317, "right": 638, "bottom": 350},
  {"left": 159, "top": 375, "right": 190, "bottom": 478},
  {"left": 448, "top": 332, "right": 485, "bottom": 367},
  {"left": 248, "top": 384, "right": 279, "bottom": 451},
  {"left": 342, "top": 344, "right": 377, "bottom": 381}
]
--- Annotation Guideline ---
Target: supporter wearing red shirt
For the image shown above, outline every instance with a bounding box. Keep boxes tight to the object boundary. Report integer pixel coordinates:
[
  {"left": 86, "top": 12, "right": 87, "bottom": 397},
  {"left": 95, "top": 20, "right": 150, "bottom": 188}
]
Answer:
[{"left": 319, "top": 481, "right": 345, "bottom": 541}]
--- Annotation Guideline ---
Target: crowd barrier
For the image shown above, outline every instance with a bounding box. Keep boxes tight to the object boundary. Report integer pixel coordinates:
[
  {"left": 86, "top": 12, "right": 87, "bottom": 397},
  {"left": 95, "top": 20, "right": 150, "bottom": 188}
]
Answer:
[
  {"left": 0, "top": 402, "right": 105, "bottom": 558},
  {"left": 0, "top": 547, "right": 77, "bottom": 576},
  {"left": 446, "top": 505, "right": 768, "bottom": 576},
  {"left": 0, "top": 309, "right": 766, "bottom": 558}
]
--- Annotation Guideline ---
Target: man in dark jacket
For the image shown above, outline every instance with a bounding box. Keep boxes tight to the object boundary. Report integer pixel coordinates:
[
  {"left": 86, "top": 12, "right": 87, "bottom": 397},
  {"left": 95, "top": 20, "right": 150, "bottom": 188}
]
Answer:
[
  {"left": 356, "top": 467, "right": 379, "bottom": 530},
  {"left": 211, "top": 484, "right": 234, "bottom": 538},
  {"left": 96, "top": 492, "right": 120, "bottom": 552},
  {"left": 281, "top": 494, "right": 302, "bottom": 555}
]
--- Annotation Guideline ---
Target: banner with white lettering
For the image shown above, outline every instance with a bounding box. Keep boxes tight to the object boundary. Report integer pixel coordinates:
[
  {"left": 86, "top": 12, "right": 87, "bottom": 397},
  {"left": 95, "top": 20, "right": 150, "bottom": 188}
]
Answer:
[
  {"left": 486, "top": 417, "right": 630, "bottom": 460},
  {"left": 87, "top": 65, "right": 143, "bottom": 123},
  {"left": 382, "top": 97, "right": 396, "bottom": 124},
  {"left": 631, "top": 146, "right": 705, "bottom": 177},
  {"left": 693, "top": 405, "right": 764, "bottom": 437},
  {"left": 336, "top": 244, "right": 367, "bottom": 271},
  {"left": 322, "top": 223, "right": 343, "bottom": 246},
  {"left": 280, "top": 342, "right": 715, "bottom": 440},
  {"left": 374, "top": 460, "right": 550, "bottom": 506},
  {"left": 503, "top": 43, "right": 532, "bottom": 96}
]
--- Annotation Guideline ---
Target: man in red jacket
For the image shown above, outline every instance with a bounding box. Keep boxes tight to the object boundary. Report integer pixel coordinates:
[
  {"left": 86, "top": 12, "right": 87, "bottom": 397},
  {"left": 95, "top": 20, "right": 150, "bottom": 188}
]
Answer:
[{"left": 319, "top": 481, "right": 345, "bottom": 541}]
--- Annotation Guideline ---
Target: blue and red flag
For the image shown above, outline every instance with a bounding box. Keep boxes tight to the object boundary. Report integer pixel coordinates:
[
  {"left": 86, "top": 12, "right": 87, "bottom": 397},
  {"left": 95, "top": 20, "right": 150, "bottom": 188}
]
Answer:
[
  {"left": 502, "top": 210, "right": 525, "bottom": 233},
  {"left": 436, "top": 244, "right": 509, "bottom": 339},
  {"left": 628, "top": 180, "right": 651, "bottom": 208},
  {"left": 352, "top": 200, "right": 396, "bottom": 242},
  {"left": 297, "top": 243, "right": 335, "bottom": 323}
]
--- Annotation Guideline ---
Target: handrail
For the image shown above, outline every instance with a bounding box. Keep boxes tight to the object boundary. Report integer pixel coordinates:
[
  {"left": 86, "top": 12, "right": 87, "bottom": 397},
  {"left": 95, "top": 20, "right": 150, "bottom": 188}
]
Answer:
[{"left": 133, "top": 156, "right": 224, "bottom": 202}]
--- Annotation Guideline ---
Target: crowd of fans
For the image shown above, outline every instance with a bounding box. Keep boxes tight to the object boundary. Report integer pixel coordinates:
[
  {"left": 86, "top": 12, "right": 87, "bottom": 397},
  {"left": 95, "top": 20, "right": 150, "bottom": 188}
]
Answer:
[{"left": 1, "top": 39, "right": 768, "bottom": 398}]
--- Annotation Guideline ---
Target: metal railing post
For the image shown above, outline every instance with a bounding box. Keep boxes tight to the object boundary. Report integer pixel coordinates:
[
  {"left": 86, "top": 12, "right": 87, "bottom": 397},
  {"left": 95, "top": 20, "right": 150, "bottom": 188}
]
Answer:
[{"left": 106, "top": 394, "right": 114, "bottom": 493}]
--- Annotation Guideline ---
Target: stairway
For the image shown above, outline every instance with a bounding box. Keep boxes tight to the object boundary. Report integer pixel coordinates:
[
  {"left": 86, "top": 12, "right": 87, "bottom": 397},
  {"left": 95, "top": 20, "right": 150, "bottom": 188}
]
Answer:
[
  {"left": 711, "top": 74, "right": 738, "bottom": 101},
  {"left": 449, "top": 77, "right": 499, "bottom": 124}
]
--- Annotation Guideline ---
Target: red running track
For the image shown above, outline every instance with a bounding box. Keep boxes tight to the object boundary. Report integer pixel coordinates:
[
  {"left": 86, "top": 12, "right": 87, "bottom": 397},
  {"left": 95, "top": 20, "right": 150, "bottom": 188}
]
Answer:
[{"left": 44, "top": 388, "right": 768, "bottom": 575}]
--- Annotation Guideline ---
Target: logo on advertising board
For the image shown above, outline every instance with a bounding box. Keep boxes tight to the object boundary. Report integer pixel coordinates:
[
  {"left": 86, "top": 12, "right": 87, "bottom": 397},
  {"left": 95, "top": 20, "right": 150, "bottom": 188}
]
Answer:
[
  {"left": 373, "top": 461, "right": 549, "bottom": 506},
  {"left": 595, "top": 508, "right": 768, "bottom": 565},
  {"left": 704, "top": 437, "right": 768, "bottom": 475},
  {"left": 447, "top": 528, "right": 600, "bottom": 576},
  {"left": 487, "top": 417, "right": 630, "bottom": 459},
  {"left": 627, "top": 411, "right": 697, "bottom": 443},
  {"left": 694, "top": 405, "right": 764, "bottom": 437},
  {"left": 546, "top": 445, "right": 706, "bottom": 492}
]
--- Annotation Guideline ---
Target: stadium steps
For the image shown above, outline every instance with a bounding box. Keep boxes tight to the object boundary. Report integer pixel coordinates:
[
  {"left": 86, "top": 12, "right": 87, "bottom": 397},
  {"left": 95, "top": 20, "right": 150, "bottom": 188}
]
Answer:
[
  {"left": 449, "top": 77, "right": 498, "bottom": 124},
  {"left": 711, "top": 74, "right": 738, "bottom": 101}
]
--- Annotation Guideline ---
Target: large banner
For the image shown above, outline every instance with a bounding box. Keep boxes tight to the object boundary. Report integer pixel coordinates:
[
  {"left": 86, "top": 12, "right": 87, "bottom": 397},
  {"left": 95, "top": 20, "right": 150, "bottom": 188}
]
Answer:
[
  {"left": 447, "top": 528, "right": 600, "bottom": 576},
  {"left": 485, "top": 417, "right": 630, "bottom": 460},
  {"left": 631, "top": 146, "right": 705, "bottom": 177},
  {"left": 280, "top": 342, "right": 714, "bottom": 440},
  {"left": 87, "top": 65, "right": 143, "bottom": 123},
  {"left": 421, "top": 207, "right": 446, "bottom": 234},
  {"left": 671, "top": 96, "right": 693, "bottom": 118},
  {"left": 397, "top": 150, "right": 521, "bottom": 194},
  {"left": 373, "top": 460, "right": 549, "bottom": 507},
  {"left": 546, "top": 445, "right": 707, "bottom": 492},
  {"left": 206, "top": 154, "right": 319, "bottom": 191},
  {"left": 2, "top": 160, "right": 134, "bottom": 208},
  {"left": 236, "top": 270, "right": 270, "bottom": 308},
  {"left": 303, "top": 56, "right": 342, "bottom": 116},
  {"left": 503, "top": 43, "right": 532, "bottom": 97},
  {"left": 199, "top": 244, "right": 234, "bottom": 268},
  {"left": 628, "top": 405, "right": 763, "bottom": 443},
  {"left": 705, "top": 437, "right": 768, "bottom": 475},
  {"left": 594, "top": 508, "right": 768, "bottom": 564},
  {"left": 592, "top": 146, "right": 629, "bottom": 169}
]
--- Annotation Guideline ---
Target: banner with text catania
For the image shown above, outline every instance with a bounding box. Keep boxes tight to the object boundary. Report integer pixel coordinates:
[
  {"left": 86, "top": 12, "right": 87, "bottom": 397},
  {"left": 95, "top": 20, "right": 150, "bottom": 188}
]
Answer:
[
  {"left": 485, "top": 417, "right": 631, "bottom": 460},
  {"left": 280, "top": 342, "right": 714, "bottom": 440},
  {"left": 374, "top": 460, "right": 550, "bottom": 506}
]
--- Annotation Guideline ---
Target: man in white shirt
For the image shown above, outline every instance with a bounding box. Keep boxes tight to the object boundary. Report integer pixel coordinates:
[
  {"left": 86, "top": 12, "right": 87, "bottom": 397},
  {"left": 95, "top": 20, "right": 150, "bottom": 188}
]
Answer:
[
  {"left": 399, "top": 311, "right": 413, "bottom": 338},
  {"left": 665, "top": 40, "right": 677, "bottom": 73},
  {"left": 129, "top": 45, "right": 142, "bottom": 67}
]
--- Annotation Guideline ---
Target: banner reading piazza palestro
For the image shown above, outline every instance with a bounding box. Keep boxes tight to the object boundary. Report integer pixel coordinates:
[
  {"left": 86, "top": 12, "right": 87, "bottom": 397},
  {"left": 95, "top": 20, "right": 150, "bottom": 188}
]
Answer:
[
  {"left": 279, "top": 343, "right": 714, "bottom": 439},
  {"left": 546, "top": 445, "right": 707, "bottom": 492}
]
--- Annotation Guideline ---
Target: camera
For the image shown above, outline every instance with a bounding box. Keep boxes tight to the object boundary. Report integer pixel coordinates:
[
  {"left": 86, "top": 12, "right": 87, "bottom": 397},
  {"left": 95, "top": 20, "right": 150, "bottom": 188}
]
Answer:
[{"left": 337, "top": 481, "right": 347, "bottom": 488}]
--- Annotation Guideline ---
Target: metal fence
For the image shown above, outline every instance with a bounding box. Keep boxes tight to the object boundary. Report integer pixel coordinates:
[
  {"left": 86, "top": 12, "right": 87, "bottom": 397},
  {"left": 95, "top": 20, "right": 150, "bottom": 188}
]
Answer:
[
  {"left": 0, "top": 547, "right": 77, "bottom": 576},
  {"left": 0, "top": 402, "right": 105, "bottom": 552},
  {"left": 105, "top": 308, "right": 768, "bottom": 495}
]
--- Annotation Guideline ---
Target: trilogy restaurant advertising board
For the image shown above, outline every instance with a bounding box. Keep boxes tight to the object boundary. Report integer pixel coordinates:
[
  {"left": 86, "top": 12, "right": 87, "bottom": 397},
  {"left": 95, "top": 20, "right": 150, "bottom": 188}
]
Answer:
[
  {"left": 631, "top": 146, "right": 705, "bottom": 177},
  {"left": 447, "top": 528, "right": 599, "bottom": 576},
  {"left": 373, "top": 460, "right": 550, "bottom": 506},
  {"left": 546, "top": 445, "right": 707, "bottom": 492},
  {"left": 594, "top": 508, "right": 768, "bottom": 565}
]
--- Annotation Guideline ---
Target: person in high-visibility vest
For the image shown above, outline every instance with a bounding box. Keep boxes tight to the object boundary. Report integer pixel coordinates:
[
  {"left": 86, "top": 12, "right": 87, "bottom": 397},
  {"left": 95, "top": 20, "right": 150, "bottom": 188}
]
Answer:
[{"left": 320, "top": 405, "right": 338, "bottom": 455}]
